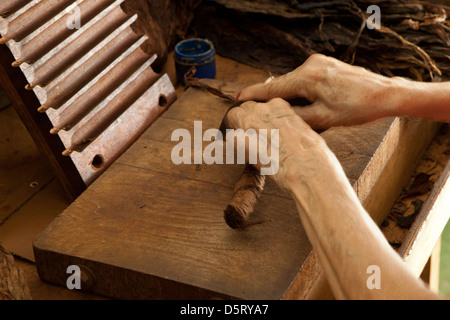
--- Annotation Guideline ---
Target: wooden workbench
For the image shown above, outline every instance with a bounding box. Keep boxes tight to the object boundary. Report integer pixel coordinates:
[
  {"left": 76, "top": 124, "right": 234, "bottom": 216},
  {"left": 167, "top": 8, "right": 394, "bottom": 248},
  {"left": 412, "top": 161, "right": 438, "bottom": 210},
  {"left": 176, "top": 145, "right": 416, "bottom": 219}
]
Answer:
[{"left": 32, "top": 66, "right": 445, "bottom": 299}]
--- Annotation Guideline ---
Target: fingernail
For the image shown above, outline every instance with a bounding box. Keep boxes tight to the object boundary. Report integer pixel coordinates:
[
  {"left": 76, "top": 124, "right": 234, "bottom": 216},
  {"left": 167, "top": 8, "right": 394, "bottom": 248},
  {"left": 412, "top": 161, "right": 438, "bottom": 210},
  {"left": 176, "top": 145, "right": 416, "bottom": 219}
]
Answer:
[{"left": 236, "top": 92, "right": 241, "bottom": 101}]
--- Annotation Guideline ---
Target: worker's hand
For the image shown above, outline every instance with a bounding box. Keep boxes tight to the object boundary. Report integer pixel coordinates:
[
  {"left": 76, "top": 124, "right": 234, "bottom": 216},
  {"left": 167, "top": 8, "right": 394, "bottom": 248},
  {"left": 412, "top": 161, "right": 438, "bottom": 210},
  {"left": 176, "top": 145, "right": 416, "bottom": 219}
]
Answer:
[
  {"left": 237, "top": 54, "right": 401, "bottom": 129},
  {"left": 226, "top": 98, "right": 339, "bottom": 190}
]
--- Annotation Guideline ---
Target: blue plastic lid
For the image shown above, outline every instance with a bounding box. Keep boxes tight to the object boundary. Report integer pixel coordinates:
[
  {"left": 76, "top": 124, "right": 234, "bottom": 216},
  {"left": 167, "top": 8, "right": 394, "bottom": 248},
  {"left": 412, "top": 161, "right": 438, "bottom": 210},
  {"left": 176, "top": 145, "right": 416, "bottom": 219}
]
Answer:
[{"left": 174, "top": 38, "right": 216, "bottom": 65}]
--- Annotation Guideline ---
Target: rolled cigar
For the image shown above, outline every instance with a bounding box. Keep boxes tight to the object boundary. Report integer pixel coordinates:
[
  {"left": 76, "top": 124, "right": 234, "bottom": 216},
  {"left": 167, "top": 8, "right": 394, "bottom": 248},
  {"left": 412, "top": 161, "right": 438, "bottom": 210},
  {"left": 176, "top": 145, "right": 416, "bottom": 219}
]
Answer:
[
  {"left": 184, "top": 76, "right": 268, "bottom": 229},
  {"left": 224, "top": 164, "right": 266, "bottom": 229}
]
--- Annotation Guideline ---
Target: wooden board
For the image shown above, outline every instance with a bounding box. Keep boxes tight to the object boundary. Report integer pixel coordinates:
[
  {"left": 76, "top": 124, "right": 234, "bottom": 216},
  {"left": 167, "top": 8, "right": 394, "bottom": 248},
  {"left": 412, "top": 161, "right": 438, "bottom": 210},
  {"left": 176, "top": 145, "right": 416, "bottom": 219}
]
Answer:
[{"left": 32, "top": 82, "right": 440, "bottom": 300}]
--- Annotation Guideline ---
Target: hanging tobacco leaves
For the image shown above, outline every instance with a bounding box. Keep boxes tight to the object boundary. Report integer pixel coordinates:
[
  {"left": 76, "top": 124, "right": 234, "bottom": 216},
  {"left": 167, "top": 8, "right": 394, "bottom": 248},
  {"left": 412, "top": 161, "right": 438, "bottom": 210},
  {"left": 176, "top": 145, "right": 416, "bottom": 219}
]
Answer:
[{"left": 190, "top": 0, "right": 450, "bottom": 81}]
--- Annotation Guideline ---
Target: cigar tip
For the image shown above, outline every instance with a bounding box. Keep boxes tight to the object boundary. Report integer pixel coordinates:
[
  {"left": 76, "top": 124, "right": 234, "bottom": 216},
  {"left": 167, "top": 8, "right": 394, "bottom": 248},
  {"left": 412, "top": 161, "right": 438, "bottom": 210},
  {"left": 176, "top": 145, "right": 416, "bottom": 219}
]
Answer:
[
  {"left": 50, "top": 127, "right": 60, "bottom": 134},
  {"left": 37, "top": 105, "right": 48, "bottom": 113},
  {"left": 11, "top": 60, "right": 21, "bottom": 67},
  {"left": 62, "top": 148, "right": 72, "bottom": 156},
  {"left": 224, "top": 205, "right": 248, "bottom": 229},
  {"left": 25, "top": 84, "right": 34, "bottom": 90}
]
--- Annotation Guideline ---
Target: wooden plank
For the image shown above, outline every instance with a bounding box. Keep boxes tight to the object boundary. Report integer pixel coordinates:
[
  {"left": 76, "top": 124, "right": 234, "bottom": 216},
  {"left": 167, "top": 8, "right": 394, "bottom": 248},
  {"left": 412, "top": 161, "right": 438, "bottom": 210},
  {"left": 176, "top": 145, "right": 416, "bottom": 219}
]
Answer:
[
  {"left": 381, "top": 125, "right": 449, "bottom": 283},
  {"left": 0, "top": 178, "right": 70, "bottom": 262},
  {"left": 0, "top": 161, "right": 54, "bottom": 224},
  {"left": 420, "top": 238, "right": 441, "bottom": 294},
  {"left": 399, "top": 161, "right": 450, "bottom": 277},
  {"left": 0, "top": 45, "right": 85, "bottom": 202},
  {"left": 33, "top": 84, "right": 439, "bottom": 299},
  {"left": 0, "top": 104, "right": 50, "bottom": 206},
  {"left": 35, "top": 167, "right": 311, "bottom": 299}
]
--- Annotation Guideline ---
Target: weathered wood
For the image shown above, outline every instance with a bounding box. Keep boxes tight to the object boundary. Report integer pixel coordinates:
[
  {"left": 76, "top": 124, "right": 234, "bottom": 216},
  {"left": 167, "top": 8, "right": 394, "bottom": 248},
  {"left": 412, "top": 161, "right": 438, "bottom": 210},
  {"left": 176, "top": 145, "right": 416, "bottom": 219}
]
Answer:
[
  {"left": 382, "top": 124, "right": 449, "bottom": 276},
  {"left": 0, "top": 244, "right": 32, "bottom": 300},
  {"left": 33, "top": 82, "right": 439, "bottom": 299},
  {"left": 420, "top": 238, "right": 441, "bottom": 294},
  {"left": 398, "top": 160, "right": 450, "bottom": 277},
  {"left": 1, "top": 0, "right": 178, "bottom": 189},
  {"left": 0, "top": 45, "right": 86, "bottom": 202}
]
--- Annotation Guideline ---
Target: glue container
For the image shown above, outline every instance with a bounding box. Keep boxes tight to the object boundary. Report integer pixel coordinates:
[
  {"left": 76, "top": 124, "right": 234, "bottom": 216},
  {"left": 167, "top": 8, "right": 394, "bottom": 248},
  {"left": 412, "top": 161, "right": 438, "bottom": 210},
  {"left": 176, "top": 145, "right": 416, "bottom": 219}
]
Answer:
[{"left": 174, "top": 38, "right": 216, "bottom": 84}]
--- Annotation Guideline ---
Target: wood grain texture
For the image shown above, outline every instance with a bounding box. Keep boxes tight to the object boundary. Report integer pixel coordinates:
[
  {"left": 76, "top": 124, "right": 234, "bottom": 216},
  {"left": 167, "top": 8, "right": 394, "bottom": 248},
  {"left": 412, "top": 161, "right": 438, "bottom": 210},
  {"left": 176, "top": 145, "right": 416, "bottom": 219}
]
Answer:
[
  {"left": 33, "top": 83, "right": 439, "bottom": 300},
  {"left": 399, "top": 161, "right": 450, "bottom": 276}
]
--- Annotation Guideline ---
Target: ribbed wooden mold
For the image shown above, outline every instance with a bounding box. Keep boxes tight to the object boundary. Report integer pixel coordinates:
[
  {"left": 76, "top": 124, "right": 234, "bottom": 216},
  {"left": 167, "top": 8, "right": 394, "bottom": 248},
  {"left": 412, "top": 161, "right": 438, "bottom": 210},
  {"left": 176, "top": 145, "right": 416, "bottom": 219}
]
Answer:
[{"left": 0, "top": 0, "right": 177, "bottom": 185}]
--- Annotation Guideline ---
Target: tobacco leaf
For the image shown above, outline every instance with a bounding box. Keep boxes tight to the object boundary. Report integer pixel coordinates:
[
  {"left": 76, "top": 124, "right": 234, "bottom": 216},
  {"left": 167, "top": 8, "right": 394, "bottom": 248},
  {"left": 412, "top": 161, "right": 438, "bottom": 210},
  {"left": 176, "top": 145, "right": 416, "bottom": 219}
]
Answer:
[
  {"left": 402, "top": 172, "right": 434, "bottom": 198},
  {"left": 395, "top": 199, "right": 424, "bottom": 228},
  {"left": 190, "top": 0, "right": 450, "bottom": 81}
]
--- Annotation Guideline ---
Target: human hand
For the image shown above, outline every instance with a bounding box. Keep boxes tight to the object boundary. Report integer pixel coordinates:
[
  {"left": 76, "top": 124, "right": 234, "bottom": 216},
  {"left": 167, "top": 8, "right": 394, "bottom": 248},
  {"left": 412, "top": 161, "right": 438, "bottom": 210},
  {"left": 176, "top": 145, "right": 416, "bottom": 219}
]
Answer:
[
  {"left": 237, "top": 54, "right": 402, "bottom": 129},
  {"left": 226, "top": 98, "right": 342, "bottom": 190}
]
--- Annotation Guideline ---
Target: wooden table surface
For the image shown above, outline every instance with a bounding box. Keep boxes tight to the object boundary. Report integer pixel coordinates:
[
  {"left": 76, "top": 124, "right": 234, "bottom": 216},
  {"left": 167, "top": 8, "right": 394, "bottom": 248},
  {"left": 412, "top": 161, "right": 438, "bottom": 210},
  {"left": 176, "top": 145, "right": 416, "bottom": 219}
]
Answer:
[{"left": 32, "top": 73, "right": 441, "bottom": 299}]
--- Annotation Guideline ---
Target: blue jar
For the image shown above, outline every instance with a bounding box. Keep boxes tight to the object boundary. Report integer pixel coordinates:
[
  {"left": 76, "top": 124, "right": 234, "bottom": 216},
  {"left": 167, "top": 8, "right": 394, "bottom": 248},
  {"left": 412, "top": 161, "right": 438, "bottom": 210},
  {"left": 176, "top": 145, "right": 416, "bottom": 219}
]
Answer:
[{"left": 174, "top": 38, "right": 216, "bottom": 84}]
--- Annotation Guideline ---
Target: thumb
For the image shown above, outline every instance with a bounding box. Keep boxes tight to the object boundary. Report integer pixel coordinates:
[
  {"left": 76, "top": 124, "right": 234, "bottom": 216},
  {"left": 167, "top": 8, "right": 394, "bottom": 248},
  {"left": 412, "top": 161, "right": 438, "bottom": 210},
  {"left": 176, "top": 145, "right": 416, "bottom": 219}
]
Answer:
[{"left": 293, "top": 101, "right": 330, "bottom": 130}]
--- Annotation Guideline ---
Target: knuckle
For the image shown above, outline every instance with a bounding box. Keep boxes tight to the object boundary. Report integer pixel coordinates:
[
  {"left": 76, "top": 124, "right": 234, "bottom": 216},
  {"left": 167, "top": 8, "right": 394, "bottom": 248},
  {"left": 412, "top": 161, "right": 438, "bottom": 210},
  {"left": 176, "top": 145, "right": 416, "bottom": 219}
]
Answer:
[
  {"left": 226, "top": 107, "right": 243, "bottom": 127},
  {"left": 304, "top": 54, "right": 335, "bottom": 72},
  {"left": 268, "top": 97, "right": 289, "bottom": 108},
  {"left": 268, "top": 97, "right": 284, "bottom": 104},
  {"left": 306, "top": 53, "right": 326, "bottom": 64},
  {"left": 240, "top": 101, "right": 260, "bottom": 113},
  {"left": 241, "top": 101, "right": 257, "bottom": 109}
]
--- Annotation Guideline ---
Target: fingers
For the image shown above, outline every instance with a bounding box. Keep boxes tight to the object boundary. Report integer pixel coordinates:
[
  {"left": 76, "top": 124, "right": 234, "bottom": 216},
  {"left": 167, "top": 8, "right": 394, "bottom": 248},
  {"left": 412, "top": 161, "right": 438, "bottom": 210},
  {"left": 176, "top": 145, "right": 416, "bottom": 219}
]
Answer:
[
  {"left": 237, "top": 71, "right": 304, "bottom": 102},
  {"left": 237, "top": 54, "right": 333, "bottom": 103},
  {"left": 227, "top": 98, "right": 297, "bottom": 130},
  {"left": 227, "top": 101, "right": 268, "bottom": 130},
  {"left": 226, "top": 103, "right": 250, "bottom": 129}
]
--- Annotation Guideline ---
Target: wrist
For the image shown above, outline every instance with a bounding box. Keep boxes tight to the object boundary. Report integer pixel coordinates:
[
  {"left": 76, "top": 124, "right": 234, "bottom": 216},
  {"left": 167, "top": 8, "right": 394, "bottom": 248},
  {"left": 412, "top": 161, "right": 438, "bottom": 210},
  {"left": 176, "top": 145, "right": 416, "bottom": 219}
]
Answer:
[
  {"left": 283, "top": 147, "right": 360, "bottom": 215},
  {"left": 374, "top": 76, "right": 411, "bottom": 119},
  {"left": 387, "top": 77, "right": 445, "bottom": 120},
  {"left": 388, "top": 77, "right": 417, "bottom": 117},
  {"left": 282, "top": 143, "right": 348, "bottom": 193}
]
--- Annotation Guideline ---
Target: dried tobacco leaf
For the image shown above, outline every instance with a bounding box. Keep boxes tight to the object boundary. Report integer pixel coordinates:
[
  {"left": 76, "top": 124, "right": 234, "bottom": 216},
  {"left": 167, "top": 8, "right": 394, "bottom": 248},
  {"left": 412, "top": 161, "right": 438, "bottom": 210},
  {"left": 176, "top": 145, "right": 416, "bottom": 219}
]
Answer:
[{"left": 191, "top": 0, "right": 450, "bottom": 81}]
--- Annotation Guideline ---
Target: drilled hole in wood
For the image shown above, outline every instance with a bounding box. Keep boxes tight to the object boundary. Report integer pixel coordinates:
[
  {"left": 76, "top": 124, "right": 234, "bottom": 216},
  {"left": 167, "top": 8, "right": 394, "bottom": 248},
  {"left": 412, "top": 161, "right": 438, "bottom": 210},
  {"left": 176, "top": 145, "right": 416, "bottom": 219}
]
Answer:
[
  {"left": 91, "top": 154, "right": 104, "bottom": 170},
  {"left": 158, "top": 95, "right": 168, "bottom": 107}
]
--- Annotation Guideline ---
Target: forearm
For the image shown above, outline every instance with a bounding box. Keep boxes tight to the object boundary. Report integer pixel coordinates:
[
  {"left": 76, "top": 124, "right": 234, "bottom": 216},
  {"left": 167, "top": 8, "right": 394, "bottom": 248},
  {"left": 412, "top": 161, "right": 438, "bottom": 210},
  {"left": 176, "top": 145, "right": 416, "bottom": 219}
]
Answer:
[
  {"left": 392, "top": 78, "right": 450, "bottom": 122},
  {"left": 284, "top": 147, "right": 439, "bottom": 299}
]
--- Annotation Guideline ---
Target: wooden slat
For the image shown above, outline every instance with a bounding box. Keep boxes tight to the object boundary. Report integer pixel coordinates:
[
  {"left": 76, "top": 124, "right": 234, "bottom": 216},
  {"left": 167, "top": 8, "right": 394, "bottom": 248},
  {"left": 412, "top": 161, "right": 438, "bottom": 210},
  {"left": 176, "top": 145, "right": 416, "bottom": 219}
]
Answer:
[
  {"left": 399, "top": 161, "right": 450, "bottom": 276},
  {"left": 0, "top": 0, "right": 30, "bottom": 15}
]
